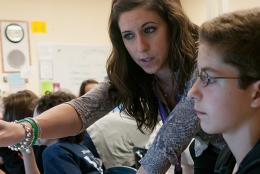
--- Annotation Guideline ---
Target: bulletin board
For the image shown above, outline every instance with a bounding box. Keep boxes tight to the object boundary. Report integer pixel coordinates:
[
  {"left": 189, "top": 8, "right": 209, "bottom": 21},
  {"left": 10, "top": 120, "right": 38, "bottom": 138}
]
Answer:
[{"left": 37, "top": 43, "right": 111, "bottom": 95}]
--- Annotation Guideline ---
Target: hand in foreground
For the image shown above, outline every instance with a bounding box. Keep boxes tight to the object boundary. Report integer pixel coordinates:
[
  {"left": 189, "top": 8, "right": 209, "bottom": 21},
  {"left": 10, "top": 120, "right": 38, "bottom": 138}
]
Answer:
[{"left": 0, "top": 120, "right": 25, "bottom": 147}]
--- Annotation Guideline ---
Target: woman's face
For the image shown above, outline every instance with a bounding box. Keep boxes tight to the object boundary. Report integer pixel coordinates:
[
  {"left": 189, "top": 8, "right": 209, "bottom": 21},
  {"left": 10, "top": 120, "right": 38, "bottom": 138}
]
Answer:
[{"left": 118, "top": 7, "right": 170, "bottom": 75}]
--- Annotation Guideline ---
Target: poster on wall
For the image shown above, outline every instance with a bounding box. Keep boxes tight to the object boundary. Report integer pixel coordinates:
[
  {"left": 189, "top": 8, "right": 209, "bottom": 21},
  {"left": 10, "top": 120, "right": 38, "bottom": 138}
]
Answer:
[
  {"left": 6, "top": 73, "right": 26, "bottom": 93},
  {"left": 38, "top": 43, "right": 111, "bottom": 95}
]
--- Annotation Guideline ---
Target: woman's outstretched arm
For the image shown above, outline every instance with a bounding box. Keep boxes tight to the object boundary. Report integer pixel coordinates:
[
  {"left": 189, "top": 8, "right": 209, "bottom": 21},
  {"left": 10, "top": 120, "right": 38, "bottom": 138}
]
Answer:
[
  {"left": 0, "top": 81, "right": 114, "bottom": 147},
  {"left": 0, "top": 104, "right": 81, "bottom": 146},
  {"left": 35, "top": 103, "right": 82, "bottom": 139}
]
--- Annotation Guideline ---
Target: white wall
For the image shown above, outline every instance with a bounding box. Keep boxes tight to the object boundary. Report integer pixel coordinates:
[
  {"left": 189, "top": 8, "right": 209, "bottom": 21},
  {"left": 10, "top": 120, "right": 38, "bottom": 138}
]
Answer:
[
  {"left": 181, "top": 0, "right": 260, "bottom": 25},
  {"left": 0, "top": 0, "right": 112, "bottom": 95}
]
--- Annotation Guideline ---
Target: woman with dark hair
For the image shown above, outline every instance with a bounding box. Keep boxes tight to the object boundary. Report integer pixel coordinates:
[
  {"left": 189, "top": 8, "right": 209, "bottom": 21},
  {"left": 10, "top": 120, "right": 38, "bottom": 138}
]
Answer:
[{"left": 0, "top": 1, "right": 225, "bottom": 173}]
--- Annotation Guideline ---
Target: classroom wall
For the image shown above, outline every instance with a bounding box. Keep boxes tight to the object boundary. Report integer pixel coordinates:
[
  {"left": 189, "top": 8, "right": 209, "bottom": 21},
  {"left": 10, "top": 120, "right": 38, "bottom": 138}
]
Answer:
[
  {"left": 0, "top": 0, "right": 259, "bottom": 95},
  {"left": 182, "top": 0, "right": 260, "bottom": 25},
  {"left": 0, "top": 0, "right": 112, "bottom": 95}
]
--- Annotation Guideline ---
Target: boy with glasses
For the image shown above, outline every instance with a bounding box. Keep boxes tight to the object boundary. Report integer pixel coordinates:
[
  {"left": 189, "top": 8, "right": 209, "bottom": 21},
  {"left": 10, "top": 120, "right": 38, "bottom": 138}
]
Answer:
[{"left": 188, "top": 8, "right": 260, "bottom": 174}]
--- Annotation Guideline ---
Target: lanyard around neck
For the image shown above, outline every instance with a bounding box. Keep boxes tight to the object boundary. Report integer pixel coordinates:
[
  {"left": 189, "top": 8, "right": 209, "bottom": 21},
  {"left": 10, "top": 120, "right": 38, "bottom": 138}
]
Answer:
[
  {"left": 157, "top": 98, "right": 183, "bottom": 173},
  {"left": 158, "top": 99, "right": 168, "bottom": 124}
]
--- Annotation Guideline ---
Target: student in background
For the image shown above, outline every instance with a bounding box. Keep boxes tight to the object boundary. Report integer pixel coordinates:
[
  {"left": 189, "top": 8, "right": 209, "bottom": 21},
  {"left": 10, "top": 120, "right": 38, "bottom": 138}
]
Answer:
[
  {"left": 80, "top": 79, "right": 150, "bottom": 169},
  {"left": 0, "top": 90, "right": 38, "bottom": 174},
  {"left": 86, "top": 111, "right": 151, "bottom": 169},
  {"left": 79, "top": 79, "right": 99, "bottom": 97},
  {"left": 22, "top": 91, "right": 103, "bottom": 174},
  {"left": 0, "top": 1, "right": 225, "bottom": 174},
  {"left": 78, "top": 79, "right": 100, "bottom": 159},
  {"left": 188, "top": 8, "right": 260, "bottom": 174}
]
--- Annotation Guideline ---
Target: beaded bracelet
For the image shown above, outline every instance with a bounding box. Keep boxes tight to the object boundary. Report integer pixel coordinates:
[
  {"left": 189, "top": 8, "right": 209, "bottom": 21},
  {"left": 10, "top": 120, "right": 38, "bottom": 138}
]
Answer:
[
  {"left": 18, "top": 118, "right": 39, "bottom": 145},
  {"left": 8, "top": 122, "right": 33, "bottom": 153}
]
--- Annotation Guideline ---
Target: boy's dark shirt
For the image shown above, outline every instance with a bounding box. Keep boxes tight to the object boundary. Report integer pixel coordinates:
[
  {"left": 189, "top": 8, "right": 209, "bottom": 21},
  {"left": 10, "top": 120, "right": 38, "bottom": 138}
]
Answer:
[{"left": 215, "top": 140, "right": 260, "bottom": 174}]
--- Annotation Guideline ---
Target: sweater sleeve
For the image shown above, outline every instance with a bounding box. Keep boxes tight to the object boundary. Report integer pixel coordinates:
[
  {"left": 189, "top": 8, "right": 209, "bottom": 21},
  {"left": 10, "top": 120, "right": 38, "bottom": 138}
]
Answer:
[
  {"left": 66, "top": 80, "right": 115, "bottom": 131},
  {"left": 140, "top": 76, "right": 226, "bottom": 173},
  {"left": 140, "top": 95, "right": 200, "bottom": 173}
]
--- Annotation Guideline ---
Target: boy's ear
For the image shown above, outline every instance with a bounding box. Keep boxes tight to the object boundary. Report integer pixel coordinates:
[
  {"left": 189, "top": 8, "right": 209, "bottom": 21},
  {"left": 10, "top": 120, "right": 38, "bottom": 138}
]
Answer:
[{"left": 251, "top": 80, "right": 260, "bottom": 108}]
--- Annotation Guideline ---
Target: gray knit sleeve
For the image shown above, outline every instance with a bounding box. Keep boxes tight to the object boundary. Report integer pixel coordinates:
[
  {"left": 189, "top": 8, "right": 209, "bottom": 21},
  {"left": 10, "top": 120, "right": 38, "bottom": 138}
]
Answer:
[
  {"left": 140, "top": 95, "right": 200, "bottom": 173},
  {"left": 66, "top": 81, "right": 115, "bottom": 132},
  {"left": 140, "top": 76, "right": 225, "bottom": 173}
]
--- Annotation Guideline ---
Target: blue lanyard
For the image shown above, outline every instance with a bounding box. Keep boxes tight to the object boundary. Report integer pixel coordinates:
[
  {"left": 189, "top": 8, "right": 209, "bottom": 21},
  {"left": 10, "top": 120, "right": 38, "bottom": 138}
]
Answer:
[
  {"left": 158, "top": 99, "right": 168, "bottom": 124},
  {"left": 157, "top": 98, "right": 182, "bottom": 173},
  {"left": 158, "top": 93, "right": 181, "bottom": 124}
]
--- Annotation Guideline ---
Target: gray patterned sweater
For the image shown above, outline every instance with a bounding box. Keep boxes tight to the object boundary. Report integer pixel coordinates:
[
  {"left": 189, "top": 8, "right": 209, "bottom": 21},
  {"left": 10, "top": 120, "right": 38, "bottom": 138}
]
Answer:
[{"left": 67, "top": 79, "right": 225, "bottom": 174}]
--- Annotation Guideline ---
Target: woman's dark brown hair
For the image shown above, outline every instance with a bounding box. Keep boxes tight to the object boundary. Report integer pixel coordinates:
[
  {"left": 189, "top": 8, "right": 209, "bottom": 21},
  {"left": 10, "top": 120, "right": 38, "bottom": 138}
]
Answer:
[
  {"left": 3, "top": 90, "right": 38, "bottom": 122},
  {"left": 106, "top": 0, "right": 198, "bottom": 131}
]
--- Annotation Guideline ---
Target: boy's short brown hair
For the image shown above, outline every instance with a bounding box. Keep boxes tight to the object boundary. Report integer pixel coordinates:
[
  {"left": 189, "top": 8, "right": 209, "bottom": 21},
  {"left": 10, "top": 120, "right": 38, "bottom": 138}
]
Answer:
[{"left": 199, "top": 8, "right": 260, "bottom": 88}]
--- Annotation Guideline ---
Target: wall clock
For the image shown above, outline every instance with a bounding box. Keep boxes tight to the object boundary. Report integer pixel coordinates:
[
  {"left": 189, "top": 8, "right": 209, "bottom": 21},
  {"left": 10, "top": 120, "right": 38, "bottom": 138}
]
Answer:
[{"left": 5, "top": 23, "right": 24, "bottom": 43}]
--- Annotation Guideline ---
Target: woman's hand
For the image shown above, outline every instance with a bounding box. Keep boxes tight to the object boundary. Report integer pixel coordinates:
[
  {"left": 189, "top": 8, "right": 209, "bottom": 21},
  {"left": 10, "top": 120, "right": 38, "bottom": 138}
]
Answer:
[{"left": 0, "top": 120, "right": 25, "bottom": 146}]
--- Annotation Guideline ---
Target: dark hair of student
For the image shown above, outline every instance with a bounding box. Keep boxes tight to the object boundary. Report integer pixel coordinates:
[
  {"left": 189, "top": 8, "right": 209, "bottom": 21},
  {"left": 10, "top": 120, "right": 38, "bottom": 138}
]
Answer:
[
  {"left": 106, "top": 0, "right": 198, "bottom": 131},
  {"left": 78, "top": 79, "right": 99, "bottom": 97},
  {"left": 36, "top": 91, "right": 85, "bottom": 143},
  {"left": 3, "top": 90, "right": 38, "bottom": 122},
  {"left": 199, "top": 7, "right": 260, "bottom": 89}
]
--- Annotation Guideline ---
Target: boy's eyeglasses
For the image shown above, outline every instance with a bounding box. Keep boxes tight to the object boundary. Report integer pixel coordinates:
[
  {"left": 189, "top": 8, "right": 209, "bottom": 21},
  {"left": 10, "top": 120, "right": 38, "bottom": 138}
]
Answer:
[{"left": 195, "top": 70, "right": 240, "bottom": 87}]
